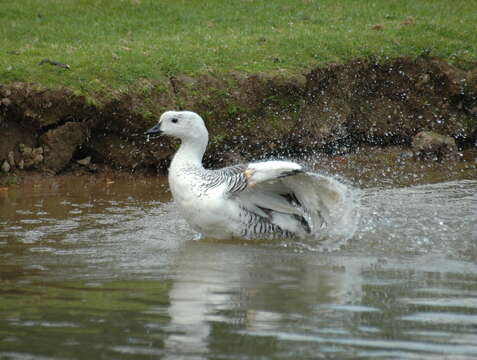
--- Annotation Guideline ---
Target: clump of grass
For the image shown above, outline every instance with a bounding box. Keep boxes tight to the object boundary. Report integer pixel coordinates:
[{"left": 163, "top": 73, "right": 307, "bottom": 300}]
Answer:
[{"left": 1, "top": 0, "right": 476, "bottom": 94}]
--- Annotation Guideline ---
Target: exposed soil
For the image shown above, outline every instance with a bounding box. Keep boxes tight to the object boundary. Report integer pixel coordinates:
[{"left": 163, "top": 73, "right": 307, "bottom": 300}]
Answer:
[{"left": 1, "top": 56, "right": 476, "bottom": 183}]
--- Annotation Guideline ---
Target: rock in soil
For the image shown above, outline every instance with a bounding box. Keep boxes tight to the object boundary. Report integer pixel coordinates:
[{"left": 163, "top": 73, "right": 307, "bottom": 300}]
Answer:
[
  {"left": 1, "top": 160, "right": 11, "bottom": 173},
  {"left": 77, "top": 156, "right": 92, "bottom": 166},
  {"left": 412, "top": 131, "right": 458, "bottom": 161}
]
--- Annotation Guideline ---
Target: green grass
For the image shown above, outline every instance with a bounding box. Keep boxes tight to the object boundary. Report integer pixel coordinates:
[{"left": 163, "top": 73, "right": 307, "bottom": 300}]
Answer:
[{"left": 1, "top": 0, "right": 476, "bottom": 94}]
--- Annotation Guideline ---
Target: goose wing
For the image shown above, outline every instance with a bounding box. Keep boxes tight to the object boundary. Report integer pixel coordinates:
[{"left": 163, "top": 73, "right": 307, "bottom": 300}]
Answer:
[{"left": 219, "top": 161, "right": 353, "bottom": 238}]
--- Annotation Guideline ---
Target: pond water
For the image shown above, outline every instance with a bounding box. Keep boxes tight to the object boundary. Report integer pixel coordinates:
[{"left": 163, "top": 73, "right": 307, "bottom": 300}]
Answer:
[{"left": 0, "top": 174, "right": 476, "bottom": 359}]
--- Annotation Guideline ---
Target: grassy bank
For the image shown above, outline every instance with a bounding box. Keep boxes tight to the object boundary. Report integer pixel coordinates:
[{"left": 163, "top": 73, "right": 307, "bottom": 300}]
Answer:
[{"left": 1, "top": 0, "right": 476, "bottom": 94}]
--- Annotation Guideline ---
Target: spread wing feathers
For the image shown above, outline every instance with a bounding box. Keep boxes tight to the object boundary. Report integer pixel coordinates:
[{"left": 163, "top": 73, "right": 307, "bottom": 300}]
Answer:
[
  {"left": 222, "top": 160, "right": 349, "bottom": 238},
  {"left": 245, "top": 161, "right": 303, "bottom": 186},
  {"left": 280, "top": 172, "right": 351, "bottom": 234}
]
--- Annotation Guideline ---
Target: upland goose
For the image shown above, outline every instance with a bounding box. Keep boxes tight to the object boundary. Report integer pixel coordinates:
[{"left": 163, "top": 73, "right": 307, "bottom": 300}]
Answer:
[{"left": 146, "top": 111, "right": 355, "bottom": 240}]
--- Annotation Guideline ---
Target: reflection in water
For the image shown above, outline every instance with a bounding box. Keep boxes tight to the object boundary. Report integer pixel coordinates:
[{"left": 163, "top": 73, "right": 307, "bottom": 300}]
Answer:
[
  {"left": 164, "top": 241, "right": 366, "bottom": 359},
  {"left": 0, "top": 177, "right": 476, "bottom": 359}
]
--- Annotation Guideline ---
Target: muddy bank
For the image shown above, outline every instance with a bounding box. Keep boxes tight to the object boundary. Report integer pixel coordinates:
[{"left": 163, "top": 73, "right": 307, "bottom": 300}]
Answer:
[{"left": 1, "top": 56, "right": 476, "bottom": 181}]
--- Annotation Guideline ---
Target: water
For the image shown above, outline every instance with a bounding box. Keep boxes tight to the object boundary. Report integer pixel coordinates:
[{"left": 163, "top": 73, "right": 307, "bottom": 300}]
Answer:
[{"left": 0, "top": 176, "right": 476, "bottom": 359}]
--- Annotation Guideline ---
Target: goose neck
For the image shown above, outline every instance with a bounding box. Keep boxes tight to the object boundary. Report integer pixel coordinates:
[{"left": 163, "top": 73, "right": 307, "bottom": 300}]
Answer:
[{"left": 171, "top": 137, "right": 207, "bottom": 169}]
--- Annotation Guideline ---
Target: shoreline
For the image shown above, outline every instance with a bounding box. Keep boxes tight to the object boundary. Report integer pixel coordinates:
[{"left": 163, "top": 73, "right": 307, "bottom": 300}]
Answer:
[{"left": 1, "top": 56, "right": 476, "bottom": 184}]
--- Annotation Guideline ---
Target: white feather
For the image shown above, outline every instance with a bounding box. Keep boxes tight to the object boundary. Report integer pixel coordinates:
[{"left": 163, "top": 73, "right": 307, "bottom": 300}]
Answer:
[{"left": 246, "top": 161, "right": 302, "bottom": 185}]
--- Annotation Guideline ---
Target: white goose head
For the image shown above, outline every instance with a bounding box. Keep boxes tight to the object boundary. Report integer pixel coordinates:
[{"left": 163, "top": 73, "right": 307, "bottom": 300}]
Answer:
[{"left": 146, "top": 110, "right": 208, "bottom": 143}]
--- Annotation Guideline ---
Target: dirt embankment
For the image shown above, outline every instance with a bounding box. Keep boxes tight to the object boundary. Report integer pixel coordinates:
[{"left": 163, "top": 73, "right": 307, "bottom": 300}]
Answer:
[{"left": 1, "top": 57, "right": 476, "bottom": 179}]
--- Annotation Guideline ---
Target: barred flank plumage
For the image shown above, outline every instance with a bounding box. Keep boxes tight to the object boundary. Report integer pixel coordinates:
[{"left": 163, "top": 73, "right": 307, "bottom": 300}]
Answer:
[
  {"left": 180, "top": 163, "right": 310, "bottom": 238},
  {"left": 239, "top": 208, "right": 292, "bottom": 239}
]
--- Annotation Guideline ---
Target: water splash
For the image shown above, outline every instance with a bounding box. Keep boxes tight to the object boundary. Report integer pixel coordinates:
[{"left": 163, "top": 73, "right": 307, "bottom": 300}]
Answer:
[
  {"left": 352, "top": 180, "right": 477, "bottom": 258},
  {"left": 279, "top": 172, "right": 361, "bottom": 252}
]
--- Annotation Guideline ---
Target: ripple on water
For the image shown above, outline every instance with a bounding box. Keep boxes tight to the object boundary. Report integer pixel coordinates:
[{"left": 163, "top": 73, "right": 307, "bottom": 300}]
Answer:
[
  {"left": 400, "top": 297, "right": 477, "bottom": 309},
  {"left": 110, "top": 346, "right": 164, "bottom": 356},
  {"left": 29, "top": 247, "right": 56, "bottom": 253},
  {"left": 19, "top": 219, "right": 44, "bottom": 225},
  {"left": 10, "top": 320, "right": 80, "bottom": 328},
  {"left": 321, "top": 304, "right": 381, "bottom": 313},
  {"left": 0, "top": 178, "right": 476, "bottom": 360},
  {"left": 18, "top": 231, "right": 43, "bottom": 244},
  {"left": 401, "top": 312, "right": 477, "bottom": 325}
]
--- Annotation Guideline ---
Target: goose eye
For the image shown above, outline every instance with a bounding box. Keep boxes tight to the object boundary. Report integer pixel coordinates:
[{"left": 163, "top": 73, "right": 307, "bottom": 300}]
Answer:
[{"left": 171, "top": 118, "right": 179, "bottom": 124}]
